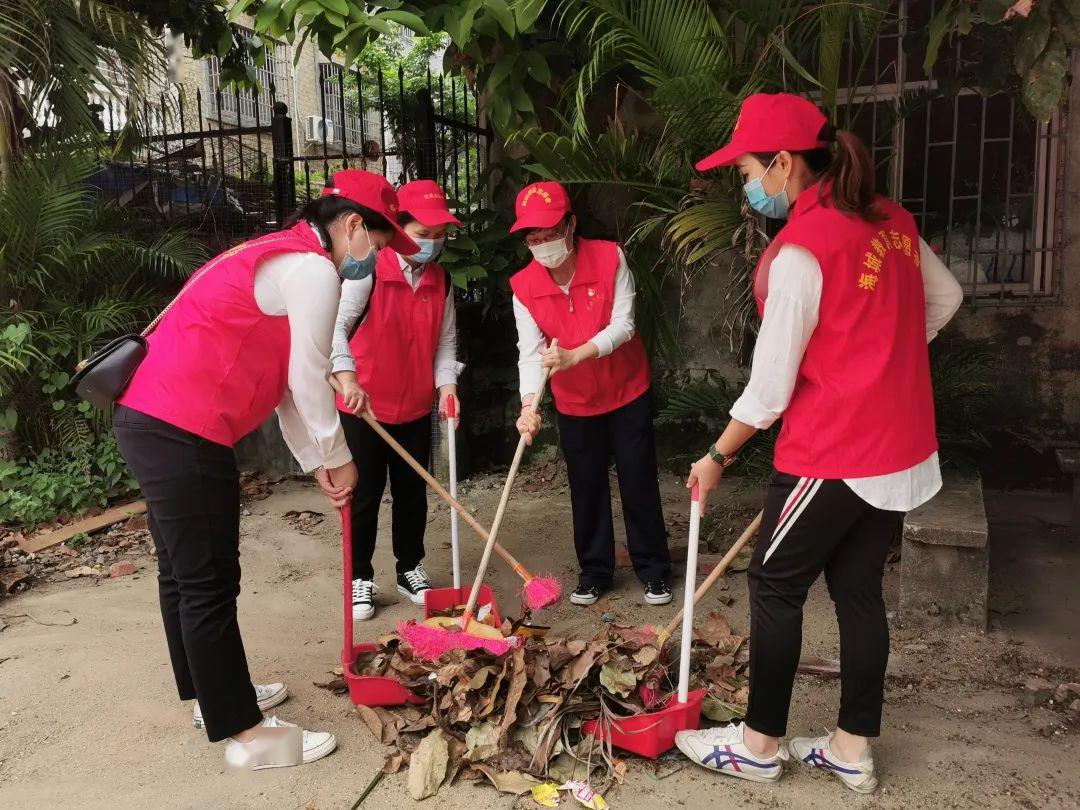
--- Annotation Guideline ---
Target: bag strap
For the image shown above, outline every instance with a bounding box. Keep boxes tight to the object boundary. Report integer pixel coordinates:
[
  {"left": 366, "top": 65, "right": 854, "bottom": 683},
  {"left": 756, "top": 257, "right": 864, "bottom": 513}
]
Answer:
[{"left": 140, "top": 234, "right": 298, "bottom": 337}]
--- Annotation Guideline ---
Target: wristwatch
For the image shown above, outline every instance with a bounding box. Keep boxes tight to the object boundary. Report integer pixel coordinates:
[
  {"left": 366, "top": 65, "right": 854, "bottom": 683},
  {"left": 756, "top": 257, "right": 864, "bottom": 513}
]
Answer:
[{"left": 708, "top": 445, "right": 738, "bottom": 469}]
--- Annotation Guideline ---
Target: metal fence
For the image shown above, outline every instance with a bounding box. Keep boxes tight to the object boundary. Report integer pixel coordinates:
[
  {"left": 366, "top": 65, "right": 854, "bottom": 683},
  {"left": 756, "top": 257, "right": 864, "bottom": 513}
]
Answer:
[{"left": 91, "top": 63, "right": 491, "bottom": 250}]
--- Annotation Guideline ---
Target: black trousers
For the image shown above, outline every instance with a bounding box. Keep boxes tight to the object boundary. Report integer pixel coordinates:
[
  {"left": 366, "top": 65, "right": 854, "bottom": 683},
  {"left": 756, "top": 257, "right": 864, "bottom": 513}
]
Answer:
[
  {"left": 113, "top": 406, "right": 261, "bottom": 743},
  {"left": 556, "top": 390, "right": 670, "bottom": 586},
  {"left": 340, "top": 411, "right": 430, "bottom": 581},
  {"left": 745, "top": 472, "right": 903, "bottom": 739}
]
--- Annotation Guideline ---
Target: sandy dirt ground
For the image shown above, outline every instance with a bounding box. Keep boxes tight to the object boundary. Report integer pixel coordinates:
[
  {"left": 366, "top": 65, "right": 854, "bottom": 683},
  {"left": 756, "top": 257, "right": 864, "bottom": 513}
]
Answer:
[{"left": 1, "top": 472, "right": 1078, "bottom": 810}]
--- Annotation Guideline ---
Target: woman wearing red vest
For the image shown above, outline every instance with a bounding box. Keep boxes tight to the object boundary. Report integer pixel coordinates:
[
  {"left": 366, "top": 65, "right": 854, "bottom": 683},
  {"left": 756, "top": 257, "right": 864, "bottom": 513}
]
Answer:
[
  {"left": 330, "top": 180, "right": 462, "bottom": 621},
  {"left": 511, "top": 181, "right": 672, "bottom": 607},
  {"left": 674, "top": 94, "right": 963, "bottom": 792},
  {"left": 113, "top": 170, "right": 418, "bottom": 769}
]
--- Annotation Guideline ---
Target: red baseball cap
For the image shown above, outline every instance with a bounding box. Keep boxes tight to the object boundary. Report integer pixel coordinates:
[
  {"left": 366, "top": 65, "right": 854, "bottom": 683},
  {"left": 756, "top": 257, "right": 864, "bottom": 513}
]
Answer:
[
  {"left": 321, "top": 169, "right": 418, "bottom": 255},
  {"left": 696, "top": 93, "right": 830, "bottom": 171},
  {"left": 509, "top": 181, "right": 572, "bottom": 233},
  {"left": 397, "top": 180, "right": 462, "bottom": 227}
]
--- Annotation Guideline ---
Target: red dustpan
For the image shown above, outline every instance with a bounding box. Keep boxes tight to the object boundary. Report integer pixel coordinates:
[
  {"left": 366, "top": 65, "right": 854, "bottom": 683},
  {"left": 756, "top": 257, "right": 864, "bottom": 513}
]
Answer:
[
  {"left": 339, "top": 506, "right": 425, "bottom": 706},
  {"left": 583, "top": 486, "right": 707, "bottom": 757},
  {"left": 423, "top": 395, "right": 503, "bottom": 624}
]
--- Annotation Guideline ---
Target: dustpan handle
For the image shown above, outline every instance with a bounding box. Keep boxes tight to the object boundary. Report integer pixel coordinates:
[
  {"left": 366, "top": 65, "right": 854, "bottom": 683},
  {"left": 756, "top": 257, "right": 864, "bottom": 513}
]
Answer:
[
  {"left": 677, "top": 486, "right": 701, "bottom": 704},
  {"left": 340, "top": 506, "right": 353, "bottom": 665},
  {"left": 447, "top": 395, "right": 461, "bottom": 591}
]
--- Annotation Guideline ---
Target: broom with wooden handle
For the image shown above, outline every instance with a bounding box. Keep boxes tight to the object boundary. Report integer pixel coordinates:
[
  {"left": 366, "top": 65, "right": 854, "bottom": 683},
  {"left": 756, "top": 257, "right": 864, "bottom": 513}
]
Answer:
[
  {"left": 656, "top": 510, "right": 763, "bottom": 647},
  {"left": 398, "top": 342, "right": 558, "bottom": 660}
]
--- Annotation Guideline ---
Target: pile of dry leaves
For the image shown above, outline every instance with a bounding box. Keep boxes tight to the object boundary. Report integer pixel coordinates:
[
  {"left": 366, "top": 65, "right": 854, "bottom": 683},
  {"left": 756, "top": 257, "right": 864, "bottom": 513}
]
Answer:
[{"left": 329, "top": 611, "right": 750, "bottom": 801}]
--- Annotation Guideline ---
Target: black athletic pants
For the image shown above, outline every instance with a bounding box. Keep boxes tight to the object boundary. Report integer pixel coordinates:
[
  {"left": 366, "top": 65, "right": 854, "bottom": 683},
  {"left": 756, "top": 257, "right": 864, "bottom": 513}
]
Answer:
[
  {"left": 556, "top": 390, "right": 670, "bottom": 586},
  {"left": 745, "top": 472, "right": 903, "bottom": 738},
  {"left": 340, "top": 411, "right": 430, "bottom": 581},
  {"left": 113, "top": 406, "right": 261, "bottom": 743}
]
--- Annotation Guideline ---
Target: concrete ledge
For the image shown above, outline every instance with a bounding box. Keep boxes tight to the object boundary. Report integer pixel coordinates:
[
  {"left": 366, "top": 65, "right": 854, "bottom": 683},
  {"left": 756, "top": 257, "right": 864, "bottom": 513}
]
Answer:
[{"left": 900, "top": 474, "right": 988, "bottom": 629}]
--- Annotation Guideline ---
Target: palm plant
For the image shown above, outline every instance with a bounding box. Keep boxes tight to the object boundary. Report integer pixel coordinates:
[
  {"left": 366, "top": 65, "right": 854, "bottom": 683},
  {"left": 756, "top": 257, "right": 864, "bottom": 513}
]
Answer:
[
  {"left": 0, "top": 0, "right": 172, "bottom": 177},
  {"left": 0, "top": 148, "right": 205, "bottom": 456},
  {"left": 510, "top": 0, "right": 892, "bottom": 363}
]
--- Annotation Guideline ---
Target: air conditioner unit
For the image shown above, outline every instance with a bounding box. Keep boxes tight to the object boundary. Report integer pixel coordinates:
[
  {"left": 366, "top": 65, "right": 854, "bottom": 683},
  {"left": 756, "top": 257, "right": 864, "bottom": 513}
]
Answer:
[{"left": 304, "top": 115, "right": 336, "bottom": 142}]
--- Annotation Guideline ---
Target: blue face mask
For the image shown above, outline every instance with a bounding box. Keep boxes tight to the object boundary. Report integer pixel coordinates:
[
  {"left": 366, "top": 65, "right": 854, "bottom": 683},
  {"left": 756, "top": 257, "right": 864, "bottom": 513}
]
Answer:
[
  {"left": 339, "top": 223, "right": 377, "bottom": 281},
  {"left": 743, "top": 155, "right": 790, "bottom": 219},
  {"left": 407, "top": 237, "right": 445, "bottom": 264}
]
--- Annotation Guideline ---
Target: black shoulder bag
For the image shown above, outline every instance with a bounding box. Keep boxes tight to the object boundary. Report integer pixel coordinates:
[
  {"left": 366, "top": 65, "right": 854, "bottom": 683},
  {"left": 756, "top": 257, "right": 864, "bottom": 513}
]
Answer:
[{"left": 72, "top": 259, "right": 218, "bottom": 410}]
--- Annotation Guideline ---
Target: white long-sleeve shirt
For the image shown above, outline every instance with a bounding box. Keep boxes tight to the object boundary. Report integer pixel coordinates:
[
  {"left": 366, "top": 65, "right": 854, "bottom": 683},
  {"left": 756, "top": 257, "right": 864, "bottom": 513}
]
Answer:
[
  {"left": 252, "top": 230, "right": 351, "bottom": 472},
  {"left": 514, "top": 246, "right": 636, "bottom": 399},
  {"left": 730, "top": 238, "right": 964, "bottom": 512},
  {"left": 330, "top": 254, "right": 463, "bottom": 387}
]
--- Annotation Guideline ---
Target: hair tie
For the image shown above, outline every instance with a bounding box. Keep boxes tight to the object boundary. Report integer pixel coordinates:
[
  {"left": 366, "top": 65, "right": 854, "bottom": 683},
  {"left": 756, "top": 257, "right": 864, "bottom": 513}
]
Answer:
[{"left": 818, "top": 123, "right": 838, "bottom": 142}]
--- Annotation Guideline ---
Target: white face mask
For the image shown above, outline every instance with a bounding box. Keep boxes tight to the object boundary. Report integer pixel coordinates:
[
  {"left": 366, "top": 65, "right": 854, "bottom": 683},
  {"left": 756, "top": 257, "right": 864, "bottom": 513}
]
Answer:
[{"left": 528, "top": 227, "right": 573, "bottom": 269}]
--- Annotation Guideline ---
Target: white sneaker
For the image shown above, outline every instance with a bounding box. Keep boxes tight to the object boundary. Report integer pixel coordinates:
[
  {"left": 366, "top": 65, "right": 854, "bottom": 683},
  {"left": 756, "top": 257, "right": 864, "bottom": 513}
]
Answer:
[
  {"left": 352, "top": 578, "right": 377, "bottom": 621},
  {"left": 788, "top": 733, "right": 878, "bottom": 793},
  {"left": 396, "top": 563, "right": 431, "bottom": 605},
  {"left": 675, "top": 722, "right": 789, "bottom": 784},
  {"left": 224, "top": 715, "right": 336, "bottom": 770},
  {"left": 193, "top": 682, "right": 288, "bottom": 729}
]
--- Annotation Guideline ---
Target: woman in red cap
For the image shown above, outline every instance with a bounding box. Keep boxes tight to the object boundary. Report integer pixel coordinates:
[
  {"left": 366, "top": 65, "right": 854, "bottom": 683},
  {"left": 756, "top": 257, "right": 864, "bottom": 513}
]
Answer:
[
  {"left": 511, "top": 180, "right": 672, "bottom": 607},
  {"left": 673, "top": 93, "right": 962, "bottom": 792},
  {"left": 113, "top": 169, "right": 417, "bottom": 769},
  {"left": 331, "top": 179, "right": 463, "bottom": 621}
]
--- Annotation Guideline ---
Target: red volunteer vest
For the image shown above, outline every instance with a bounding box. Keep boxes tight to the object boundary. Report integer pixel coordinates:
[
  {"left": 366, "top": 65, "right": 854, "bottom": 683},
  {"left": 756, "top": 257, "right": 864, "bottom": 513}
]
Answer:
[
  {"left": 119, "top": 222, "right": 329, "bottom": 446},
  {"left": 753, "top": 184, "right": 938, "bottom": 478},
  {"left": 338, "top": 247, "right": 447, "bottom": 424},
  {"left": 510, "top": 238, "right": 651, "bottom": 417}
]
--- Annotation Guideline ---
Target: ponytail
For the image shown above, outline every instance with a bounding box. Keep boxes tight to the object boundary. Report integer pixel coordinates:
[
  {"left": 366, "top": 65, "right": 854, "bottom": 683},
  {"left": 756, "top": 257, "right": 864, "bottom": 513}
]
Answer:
[
  {"left": 752, "top": 125, "right": 883, "bottom": 222},
  {"left": 818, "top": 128, "right": 882, "bottom": 222}
]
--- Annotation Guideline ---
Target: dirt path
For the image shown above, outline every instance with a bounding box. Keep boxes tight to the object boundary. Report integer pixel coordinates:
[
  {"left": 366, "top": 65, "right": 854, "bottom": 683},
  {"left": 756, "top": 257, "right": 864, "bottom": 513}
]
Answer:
[{"left": 1, "top": 476, "right": 1077, "bottom": 809}]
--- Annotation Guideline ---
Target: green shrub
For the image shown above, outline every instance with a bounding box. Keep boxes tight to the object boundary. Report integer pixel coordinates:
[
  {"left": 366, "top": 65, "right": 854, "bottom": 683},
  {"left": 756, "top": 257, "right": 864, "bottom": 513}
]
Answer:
[{"left": 0, "top": 435, "right": 138, "bottom": 528}]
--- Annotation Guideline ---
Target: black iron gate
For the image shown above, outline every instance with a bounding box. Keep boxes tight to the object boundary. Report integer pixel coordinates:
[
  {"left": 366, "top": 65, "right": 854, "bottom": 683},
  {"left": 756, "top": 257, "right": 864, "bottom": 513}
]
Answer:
[{"left": 96, "top": 64, "right": 491, "bottom": 249}]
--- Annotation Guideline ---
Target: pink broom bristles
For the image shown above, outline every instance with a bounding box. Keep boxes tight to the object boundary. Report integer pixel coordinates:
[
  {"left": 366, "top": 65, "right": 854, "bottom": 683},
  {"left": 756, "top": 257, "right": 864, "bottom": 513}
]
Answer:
[
  {"left": 398, "top": 620, "right": 521, "bottom": 661},
  {"left": 522, "top": 575, "right": 562, "bottom": 611}
]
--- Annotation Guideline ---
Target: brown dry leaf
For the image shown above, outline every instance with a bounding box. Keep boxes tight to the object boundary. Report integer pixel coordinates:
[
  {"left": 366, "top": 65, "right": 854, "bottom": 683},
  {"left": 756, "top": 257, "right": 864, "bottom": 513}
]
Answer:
[
  {"left": 548, "top": 752, "right": 593, "bottom": 784},
  {"left": 408, "top": 729, "right": 449, "bottom": 801},
  {"left": 465, "top": 721, "right": 500, "bottom": 762},
  {"left": 566, "top": 639, "right": 587, "bottom": 656},
  {"left": 356, "top": 705, "right": 400, "bottom": 745},
  {"left": 612, "top": 758, "right": 629, "bottom": 785},
  {"left": 468, "top": 763, "right": 539, "bottom": 795},
  {"left": 632, "top": 645, "right": 659, "bottom": 667},
  {"left": 383, "top": 752, "right": 408, "bottom": 774},
  {"left": 497, "top": 647, "right": 529, "bottom": 740},
  {"left": 436, "top": 661, "right": 473, "bottom": 686},
  {"left": 465, "top": 665, "right": 495, "bottom": 692},
  {"left": 610, "top": 624, "right": 659, "bottom": 651},
  {"left": 563, "top": 640, "right": 609, "bottom": 686},
  {"left": 477, "top": 658, "right": 510, "bottom": 718},
  {"left": 312, "top": 677, "right": 348, "bottom": 695}
]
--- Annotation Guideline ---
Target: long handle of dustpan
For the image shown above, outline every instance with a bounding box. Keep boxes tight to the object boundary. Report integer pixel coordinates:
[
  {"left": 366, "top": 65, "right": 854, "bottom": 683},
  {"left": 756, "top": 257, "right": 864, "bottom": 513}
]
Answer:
[
  {"left": 460, "top": 340, "right": 558, "bottom": 626},
  {"left": 340, "top": 506, "right": 353, "bottom": 664},
  {"left": 447, "top": 395, "right": 461, "bottom": 590},
  {"left": 677, "top": 486, "right": 702, "bottom": 704},
  {"left": 661, "top": 509, "right": 764, "bottom": 645}
]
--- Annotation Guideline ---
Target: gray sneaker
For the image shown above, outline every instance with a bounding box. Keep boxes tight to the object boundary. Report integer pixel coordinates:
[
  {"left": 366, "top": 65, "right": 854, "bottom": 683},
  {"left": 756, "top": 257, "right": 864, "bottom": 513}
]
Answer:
[{"left": 787, "top": 733, "right": 878, "bottom": 793}]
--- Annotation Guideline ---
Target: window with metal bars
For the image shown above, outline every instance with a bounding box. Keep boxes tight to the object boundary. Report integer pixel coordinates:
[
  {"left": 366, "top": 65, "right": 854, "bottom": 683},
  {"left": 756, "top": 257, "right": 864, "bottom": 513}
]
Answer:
[
  {"left": 831, "top": 0, "right": 1065, "bottom": 304},
  {"left": 204, "top": 26, "right": 289, "bottom": 125},
  {"left": 318, "top": 62, "right": 381, "bottom": 149}
]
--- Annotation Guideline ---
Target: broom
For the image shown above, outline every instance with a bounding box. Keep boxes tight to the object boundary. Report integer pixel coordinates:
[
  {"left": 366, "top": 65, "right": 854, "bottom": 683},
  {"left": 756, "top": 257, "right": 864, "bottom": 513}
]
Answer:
[
  {"left": 654, "top": 510, "right": 763, "bottom": 647},
  {"left": 357, "top": 411, "right": 561, "bottom": 612},
  {"left": 329, "top": 373, "right": 561, "bottom": 612},
  {"left": 398, "top": 347, "right": 558, "bottom": 659}
]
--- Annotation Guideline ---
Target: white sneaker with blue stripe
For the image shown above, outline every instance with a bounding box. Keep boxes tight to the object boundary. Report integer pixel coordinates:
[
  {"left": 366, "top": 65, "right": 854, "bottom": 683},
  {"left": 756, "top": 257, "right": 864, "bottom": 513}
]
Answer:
[
  {"left": 675, "top": 722, "right": 789, "bottom": 784},
  {"left": 787, "top": 733, "right": 878, "bottom": 793}
]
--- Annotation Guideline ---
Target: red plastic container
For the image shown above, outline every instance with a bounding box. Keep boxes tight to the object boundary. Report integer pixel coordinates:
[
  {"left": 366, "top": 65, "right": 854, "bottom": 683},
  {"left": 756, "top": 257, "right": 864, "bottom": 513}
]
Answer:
[
  {"left": 423, "top": 585, "right": 503, "bottom": 625},
  {"left": 582, "top": 688, "right": 706, "bottom": 759},
  {"left": 339, "top": 508, "right": 426, "bottom": 707}
]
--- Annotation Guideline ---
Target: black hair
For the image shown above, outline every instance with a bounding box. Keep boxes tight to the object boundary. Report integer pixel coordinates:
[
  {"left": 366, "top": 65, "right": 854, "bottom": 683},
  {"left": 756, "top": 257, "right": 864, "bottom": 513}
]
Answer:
[
  {"left": 522, "top": 212, "right": 578, "bottom": 243},
  {"left": 752, "top": 123, "right": 883, "bottom": 222},
  {"left": 283, "top": 195, "right": 393, "bottom": 248},
  {"left": 398, "top": 211, "right": 416, "bottom": 227}
]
